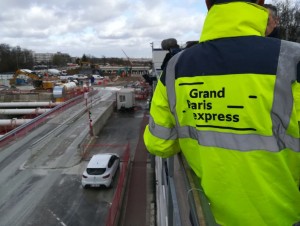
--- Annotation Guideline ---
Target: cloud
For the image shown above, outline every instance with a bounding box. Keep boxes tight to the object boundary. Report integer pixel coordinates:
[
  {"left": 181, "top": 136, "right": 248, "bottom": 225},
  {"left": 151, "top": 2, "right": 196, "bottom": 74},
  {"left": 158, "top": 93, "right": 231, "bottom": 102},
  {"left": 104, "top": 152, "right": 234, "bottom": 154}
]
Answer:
[{"left": 0, "top": 0, "right": 207, "bottom": 58}]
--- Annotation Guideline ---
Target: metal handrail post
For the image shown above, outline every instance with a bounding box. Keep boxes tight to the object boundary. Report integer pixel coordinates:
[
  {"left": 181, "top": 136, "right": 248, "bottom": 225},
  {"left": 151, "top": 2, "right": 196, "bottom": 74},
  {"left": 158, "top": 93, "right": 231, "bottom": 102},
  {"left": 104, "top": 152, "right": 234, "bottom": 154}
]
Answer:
[{"left": 167, "top": 157, "right": 182, "bottom": 226}]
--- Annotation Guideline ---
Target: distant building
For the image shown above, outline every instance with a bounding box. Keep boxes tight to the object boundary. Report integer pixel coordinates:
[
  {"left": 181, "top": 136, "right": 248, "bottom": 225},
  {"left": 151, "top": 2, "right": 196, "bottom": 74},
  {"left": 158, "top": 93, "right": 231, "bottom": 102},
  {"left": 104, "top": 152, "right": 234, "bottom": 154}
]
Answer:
[
  {"left": 152, "top": 48, "right": 168, "bottom": 75},
  {"left": 33, "top": 52, "right": 69, "bottom": 64},
  {"left": 33, "top": 52, "right": 54, "bottom": 64}
]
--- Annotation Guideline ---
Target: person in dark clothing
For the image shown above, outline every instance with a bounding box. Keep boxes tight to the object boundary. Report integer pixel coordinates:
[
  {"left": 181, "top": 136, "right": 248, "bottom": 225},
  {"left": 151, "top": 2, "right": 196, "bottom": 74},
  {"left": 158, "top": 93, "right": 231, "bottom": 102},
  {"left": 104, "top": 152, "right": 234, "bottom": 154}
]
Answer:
[
  {"left": 160, "top": 38, "right": 181, "bottom": 70},
  {"left": 264, "top": 4, "right": 280, "bottom": 38},
  {"left": 185, "top": 41, "right": 199, "bottom": 49}
]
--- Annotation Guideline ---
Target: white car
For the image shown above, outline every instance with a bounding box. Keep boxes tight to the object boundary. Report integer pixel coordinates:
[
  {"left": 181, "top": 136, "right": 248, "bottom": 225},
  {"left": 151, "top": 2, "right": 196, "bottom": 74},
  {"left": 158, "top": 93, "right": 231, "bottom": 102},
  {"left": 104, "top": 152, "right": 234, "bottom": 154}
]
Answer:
[
  {"left": 92, "top": 74, "right": 104, "bottom": 79},
  {"left": 81, "top": 153, "right": 120, "bottom": 188}
]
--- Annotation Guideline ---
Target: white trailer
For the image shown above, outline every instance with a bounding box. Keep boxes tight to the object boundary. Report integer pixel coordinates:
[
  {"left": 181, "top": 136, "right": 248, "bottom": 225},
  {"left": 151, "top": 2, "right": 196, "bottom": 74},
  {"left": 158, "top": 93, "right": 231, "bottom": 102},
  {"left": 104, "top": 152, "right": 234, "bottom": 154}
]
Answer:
[{"left": 116, "top": 88, "right": 135, "bottom": 110}]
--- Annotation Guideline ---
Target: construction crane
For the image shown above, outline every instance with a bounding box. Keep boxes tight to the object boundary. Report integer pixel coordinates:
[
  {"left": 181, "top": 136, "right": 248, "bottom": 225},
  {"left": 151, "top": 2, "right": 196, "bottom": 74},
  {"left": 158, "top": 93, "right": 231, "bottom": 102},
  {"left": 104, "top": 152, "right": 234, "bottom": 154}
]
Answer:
[{"left": 121, "top": 49, "right": 133, "bottom": 76}]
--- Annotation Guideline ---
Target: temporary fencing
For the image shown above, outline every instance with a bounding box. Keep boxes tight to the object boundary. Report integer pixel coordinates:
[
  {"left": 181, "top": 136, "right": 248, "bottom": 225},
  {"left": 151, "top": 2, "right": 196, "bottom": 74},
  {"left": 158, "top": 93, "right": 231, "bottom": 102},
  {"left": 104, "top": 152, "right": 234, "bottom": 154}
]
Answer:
[{"left": 105, "top": 143, "right": 130, "bottom": 226}]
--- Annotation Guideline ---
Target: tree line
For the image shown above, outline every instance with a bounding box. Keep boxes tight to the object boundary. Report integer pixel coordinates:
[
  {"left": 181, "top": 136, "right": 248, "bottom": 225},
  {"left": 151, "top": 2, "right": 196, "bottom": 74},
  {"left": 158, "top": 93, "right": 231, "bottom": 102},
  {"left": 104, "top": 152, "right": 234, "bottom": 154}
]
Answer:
[
  {"left": 0, "top": 44, "right": 34, "bottom": 73},
  {"left": 0, "top": 44, "right": 74, "bottom": 73},
  {"left": 0, "top": 45, "right": 150, "bottom": 74},
  {"left": 273, "top": 0, "right": 300, "bottom": 41}
]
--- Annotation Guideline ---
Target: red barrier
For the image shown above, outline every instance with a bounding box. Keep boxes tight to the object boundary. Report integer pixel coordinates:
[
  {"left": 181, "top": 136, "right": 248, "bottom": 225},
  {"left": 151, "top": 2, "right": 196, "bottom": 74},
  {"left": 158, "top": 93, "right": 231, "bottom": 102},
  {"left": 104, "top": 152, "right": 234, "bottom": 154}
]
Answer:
[
  {"left": 105, "top": 143, "right": 130, "bottom": 226},
  {"left": 0, "top": 96, "right": 83, "bottom": 148}
]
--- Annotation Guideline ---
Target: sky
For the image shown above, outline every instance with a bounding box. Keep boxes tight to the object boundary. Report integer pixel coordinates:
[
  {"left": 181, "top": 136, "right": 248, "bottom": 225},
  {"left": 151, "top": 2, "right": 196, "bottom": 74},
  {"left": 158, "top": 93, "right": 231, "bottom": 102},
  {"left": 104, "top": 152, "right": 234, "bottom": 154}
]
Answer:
[{"left": 0, "top": 0, "right": 210, "bottom": 59}]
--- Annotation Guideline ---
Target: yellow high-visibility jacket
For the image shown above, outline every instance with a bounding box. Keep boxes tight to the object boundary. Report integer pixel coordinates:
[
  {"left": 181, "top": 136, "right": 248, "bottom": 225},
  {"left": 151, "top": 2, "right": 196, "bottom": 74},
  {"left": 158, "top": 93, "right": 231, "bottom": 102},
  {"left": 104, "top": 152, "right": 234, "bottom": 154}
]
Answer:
[
  {"left": 294, "top": 82, "right": 300, "bottom": 122},
  {"left": 144, "top": 2, "right": 300, "bottom": 226}
]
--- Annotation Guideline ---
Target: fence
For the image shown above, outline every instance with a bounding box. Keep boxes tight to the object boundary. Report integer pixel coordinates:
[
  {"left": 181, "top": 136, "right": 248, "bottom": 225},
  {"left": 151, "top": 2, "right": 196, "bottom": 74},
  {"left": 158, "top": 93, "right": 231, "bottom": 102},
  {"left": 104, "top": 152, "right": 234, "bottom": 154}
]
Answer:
[
  {"left": 105, "top": 143, "right": 130, "bottom": 226},
  {"left": 0, "top": 95, "right": 84, "bottom": 148},
  {"left": 154, "top": 154, "right": 218, "bottom": 226}
]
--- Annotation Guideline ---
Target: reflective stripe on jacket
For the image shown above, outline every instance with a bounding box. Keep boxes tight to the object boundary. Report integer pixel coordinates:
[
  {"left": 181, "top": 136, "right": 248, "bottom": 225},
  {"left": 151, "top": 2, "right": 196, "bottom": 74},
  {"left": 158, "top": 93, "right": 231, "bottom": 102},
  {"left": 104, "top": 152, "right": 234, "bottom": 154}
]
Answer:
[{"left": 144, "top": 2, "right": 300, "bottom": 226}]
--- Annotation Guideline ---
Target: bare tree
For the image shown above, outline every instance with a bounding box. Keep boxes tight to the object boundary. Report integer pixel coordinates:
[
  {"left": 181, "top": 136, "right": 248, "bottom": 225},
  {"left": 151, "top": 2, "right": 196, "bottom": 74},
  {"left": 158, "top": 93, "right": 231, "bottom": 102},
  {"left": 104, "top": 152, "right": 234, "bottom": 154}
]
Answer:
[
  {"left": 0, "top": 44, "right": 34, "bottom": 72},
  {"left": 52, "top": 53, "right": 71, "bottom": 67},
  {"left": 272, "top": 0, "right": 300, "bottom": 42}
]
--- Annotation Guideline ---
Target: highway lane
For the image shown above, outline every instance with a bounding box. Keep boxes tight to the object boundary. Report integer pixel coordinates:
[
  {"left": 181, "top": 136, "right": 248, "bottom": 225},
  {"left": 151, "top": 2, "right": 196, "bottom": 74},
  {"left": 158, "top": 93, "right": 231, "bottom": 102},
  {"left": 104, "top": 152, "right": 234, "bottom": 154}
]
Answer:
[
  {"left": 0, "top": 90, "right": 114, "bottom": 226},
  {"left": 0, "top": 89, "right": 146, "bottom": 226}
]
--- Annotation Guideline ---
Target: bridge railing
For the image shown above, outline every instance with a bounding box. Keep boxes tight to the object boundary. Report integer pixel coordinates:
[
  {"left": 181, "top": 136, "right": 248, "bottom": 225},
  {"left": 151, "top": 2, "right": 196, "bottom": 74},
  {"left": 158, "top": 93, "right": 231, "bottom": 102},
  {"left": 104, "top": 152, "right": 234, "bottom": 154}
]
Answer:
[
  {"left": 105, "top": 143, "right": 130, "bottom": 226},
  {"left": 0, "top": 95, "right": 84, "bottom": 148},
  {"left": 155, "top": 153, "right": 218, "bottom": 226}
]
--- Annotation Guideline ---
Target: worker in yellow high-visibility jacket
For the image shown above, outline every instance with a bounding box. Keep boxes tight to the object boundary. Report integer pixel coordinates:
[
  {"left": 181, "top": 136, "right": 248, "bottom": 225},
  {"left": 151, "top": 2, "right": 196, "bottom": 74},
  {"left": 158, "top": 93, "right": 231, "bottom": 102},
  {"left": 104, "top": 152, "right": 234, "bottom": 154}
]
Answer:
[{"left": 144, "top": 0, "right": 300, "bottom": 225}]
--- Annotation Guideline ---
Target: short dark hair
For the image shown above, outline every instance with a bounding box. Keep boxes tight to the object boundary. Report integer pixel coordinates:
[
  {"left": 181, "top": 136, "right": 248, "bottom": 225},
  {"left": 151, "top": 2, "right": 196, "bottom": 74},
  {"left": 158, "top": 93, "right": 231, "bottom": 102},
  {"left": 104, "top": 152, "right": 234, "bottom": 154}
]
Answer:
[{"left": 264, "top": 4, "right": 278, "bottom": 17}]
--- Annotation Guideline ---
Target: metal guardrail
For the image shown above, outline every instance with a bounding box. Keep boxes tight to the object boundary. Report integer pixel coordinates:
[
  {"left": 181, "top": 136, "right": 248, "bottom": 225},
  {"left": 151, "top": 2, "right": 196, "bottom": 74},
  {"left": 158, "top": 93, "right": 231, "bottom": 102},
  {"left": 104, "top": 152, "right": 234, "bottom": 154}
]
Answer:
[
  {"left": 155, "top": 154, "right": 217, "bottom": 226},
  {"left": 166, "top": 157, "right": 182, "bottom": 226},
  {"left": 156, "top": 156, "right": 170, "bottom": 226},
  {"left": 0, "top": 89, "right": 101, "bottom": 146},
  {"left": 0, "top": 93, "right": 89, "bottom": 147},
  {"left": 178, "top": 154, "right": 218, "bottom": 226},
  {"left": 105, "top": 143, "right": 131, "bottom": 226}
]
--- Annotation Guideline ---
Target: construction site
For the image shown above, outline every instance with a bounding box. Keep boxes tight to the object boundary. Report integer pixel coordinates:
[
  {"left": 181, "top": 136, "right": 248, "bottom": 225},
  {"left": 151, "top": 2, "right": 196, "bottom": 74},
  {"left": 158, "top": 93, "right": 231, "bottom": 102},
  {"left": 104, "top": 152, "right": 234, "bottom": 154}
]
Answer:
[
  {"left": 0, "top": 65, "right": 151, "bottom": 136},
  {"left": 0, "top": 45, "right": 213, "bottom": 226}
]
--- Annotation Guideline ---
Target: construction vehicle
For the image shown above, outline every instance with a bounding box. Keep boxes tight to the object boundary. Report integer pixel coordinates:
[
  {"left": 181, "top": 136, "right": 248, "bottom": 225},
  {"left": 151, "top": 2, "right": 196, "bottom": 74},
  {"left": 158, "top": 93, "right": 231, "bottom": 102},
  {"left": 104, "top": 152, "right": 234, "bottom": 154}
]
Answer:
[{"left": 9, "top": 69, "right": 58, "bottom": 90}]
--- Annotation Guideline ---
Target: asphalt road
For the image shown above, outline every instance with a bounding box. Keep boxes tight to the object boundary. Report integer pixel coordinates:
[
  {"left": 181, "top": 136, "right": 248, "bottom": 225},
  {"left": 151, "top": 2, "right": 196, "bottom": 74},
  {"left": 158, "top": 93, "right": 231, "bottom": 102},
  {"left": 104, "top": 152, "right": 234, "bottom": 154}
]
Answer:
[{"left": 0, "top": 89, "right": 147, "bottom": 226}]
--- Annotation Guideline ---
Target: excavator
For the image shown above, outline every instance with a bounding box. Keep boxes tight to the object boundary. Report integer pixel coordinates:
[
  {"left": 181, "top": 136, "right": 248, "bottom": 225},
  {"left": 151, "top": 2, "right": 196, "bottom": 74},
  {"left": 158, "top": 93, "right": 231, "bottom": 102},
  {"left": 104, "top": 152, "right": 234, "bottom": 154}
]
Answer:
[{"left": 9, "top": 69, "right": 58, "bottom": 90}]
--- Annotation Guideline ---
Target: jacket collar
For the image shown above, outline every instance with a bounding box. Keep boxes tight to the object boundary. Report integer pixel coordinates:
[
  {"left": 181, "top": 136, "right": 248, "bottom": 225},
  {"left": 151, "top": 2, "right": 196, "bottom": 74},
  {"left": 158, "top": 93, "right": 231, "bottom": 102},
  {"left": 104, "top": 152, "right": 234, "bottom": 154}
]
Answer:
[{"left": 200, "top": 2, "right": 268, "bottom": 42}]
